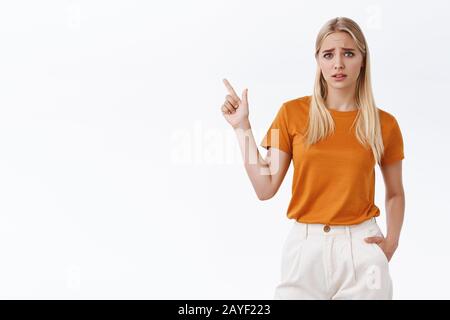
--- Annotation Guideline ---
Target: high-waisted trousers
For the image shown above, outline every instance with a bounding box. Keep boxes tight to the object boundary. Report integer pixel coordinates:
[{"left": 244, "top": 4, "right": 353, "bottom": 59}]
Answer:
[{"left": 274, "top": 217, "right": 393, "bottom": 300}]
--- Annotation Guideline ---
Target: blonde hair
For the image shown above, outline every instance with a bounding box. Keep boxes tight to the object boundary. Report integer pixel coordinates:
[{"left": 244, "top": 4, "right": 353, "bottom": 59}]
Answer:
[{"left": 305, "top": 17, "right": 384, "bottom": 165}]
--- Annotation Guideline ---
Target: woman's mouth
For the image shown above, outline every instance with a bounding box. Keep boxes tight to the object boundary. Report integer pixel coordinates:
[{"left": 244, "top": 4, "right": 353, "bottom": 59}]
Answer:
[{"left": 332, "top": 74, "right": 347, "bottom": 81}]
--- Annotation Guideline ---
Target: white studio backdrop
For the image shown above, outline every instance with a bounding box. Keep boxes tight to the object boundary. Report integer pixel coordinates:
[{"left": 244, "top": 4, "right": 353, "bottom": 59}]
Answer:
[{"left": 0, "top": 0, "right": 448, "bottom": 299}]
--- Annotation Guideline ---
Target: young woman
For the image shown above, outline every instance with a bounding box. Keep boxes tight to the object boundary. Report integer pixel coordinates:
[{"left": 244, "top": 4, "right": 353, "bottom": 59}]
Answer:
[{"left": 220, "top": 17, "right": 405, "bottom": 300}]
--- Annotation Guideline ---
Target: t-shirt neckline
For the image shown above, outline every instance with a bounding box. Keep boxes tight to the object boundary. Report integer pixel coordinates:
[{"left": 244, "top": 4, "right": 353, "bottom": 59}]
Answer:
[{"left": 326, "top": 107, "right": 359, "bottom": 118}]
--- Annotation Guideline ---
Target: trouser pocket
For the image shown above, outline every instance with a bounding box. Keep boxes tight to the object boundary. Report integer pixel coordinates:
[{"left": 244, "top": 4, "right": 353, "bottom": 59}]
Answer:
[{"left": 363, "top": 224, "right": 389, "bottom": 265}]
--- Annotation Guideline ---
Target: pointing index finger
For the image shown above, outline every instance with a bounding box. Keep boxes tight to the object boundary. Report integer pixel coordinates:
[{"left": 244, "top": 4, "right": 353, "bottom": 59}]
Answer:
[{"left": 222, "top": 78, "right": 239, "bottom": 99}]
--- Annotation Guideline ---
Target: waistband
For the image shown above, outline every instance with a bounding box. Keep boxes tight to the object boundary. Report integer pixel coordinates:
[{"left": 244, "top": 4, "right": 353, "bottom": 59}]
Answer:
[{"left": 293, "top": 217, "right": 378, "bottom": 237}]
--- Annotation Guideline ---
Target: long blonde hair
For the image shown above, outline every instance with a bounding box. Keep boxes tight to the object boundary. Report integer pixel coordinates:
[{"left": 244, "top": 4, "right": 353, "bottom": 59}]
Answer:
[{"left": 305, "top": 17, "right": 384, "bottom": 165}]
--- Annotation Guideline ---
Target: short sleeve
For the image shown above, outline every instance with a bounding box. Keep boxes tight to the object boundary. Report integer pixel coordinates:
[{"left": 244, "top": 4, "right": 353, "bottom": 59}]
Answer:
[
  {"left": 260, "top": 103, "right": 292, "bottom": 155},
  {"left": 380, "top": 117, "right": 405, "bottom": 166}
]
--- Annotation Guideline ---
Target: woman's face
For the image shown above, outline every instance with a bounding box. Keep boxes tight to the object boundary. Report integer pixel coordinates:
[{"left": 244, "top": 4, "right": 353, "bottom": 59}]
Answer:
[{"left": 316, "top": 31, "right": 364, "bottom": 90}]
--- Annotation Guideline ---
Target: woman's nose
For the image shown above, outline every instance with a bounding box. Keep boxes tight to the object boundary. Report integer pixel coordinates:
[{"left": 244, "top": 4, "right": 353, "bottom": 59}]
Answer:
[{"left": 334, "top": 58, "right": 344, "bottom": 69}]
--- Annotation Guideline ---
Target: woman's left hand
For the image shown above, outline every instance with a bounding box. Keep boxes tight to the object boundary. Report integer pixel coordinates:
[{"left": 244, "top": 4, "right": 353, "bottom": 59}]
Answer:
[{"left": 364, "top": 236, "right": 398, "bottom": 262}]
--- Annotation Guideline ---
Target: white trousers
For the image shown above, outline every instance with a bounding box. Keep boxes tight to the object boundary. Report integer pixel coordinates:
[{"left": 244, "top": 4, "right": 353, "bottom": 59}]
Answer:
[{"left": 274, "top": 217, "right": 393, "bottom": 300}]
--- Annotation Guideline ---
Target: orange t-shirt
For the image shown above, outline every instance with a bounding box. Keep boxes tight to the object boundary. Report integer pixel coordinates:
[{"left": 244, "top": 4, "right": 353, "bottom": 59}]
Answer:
[{"left": 260, "top": 95, "right": 405, "bottom": 225}]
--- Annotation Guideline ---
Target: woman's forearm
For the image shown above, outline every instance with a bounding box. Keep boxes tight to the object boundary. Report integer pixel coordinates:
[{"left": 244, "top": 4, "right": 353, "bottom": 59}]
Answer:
[
  {"left": 385, "top": 193, "right": 405, "bottom": 249},
  {"left": 233, "top": 119, "right": 273, "bottom": 200}
]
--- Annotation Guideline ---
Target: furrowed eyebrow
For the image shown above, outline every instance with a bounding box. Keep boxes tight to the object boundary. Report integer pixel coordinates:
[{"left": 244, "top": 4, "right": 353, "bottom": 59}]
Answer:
[{"left": 322, "top": 47, "right": 356, "bottom": 53}]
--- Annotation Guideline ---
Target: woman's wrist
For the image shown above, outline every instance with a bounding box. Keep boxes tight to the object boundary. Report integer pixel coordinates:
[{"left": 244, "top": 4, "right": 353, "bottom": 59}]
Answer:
[
  {"left": 233, "top": 118, "right": 251, "bottom": 130},
  {"left": 385, "top": 237, "right": 399, "bottom": 251}
]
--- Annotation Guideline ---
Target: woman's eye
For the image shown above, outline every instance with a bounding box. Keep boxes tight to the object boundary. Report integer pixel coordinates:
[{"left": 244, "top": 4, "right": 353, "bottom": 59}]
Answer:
[{"left": 323, "top": 51, "right": 354, "bottom": 58}]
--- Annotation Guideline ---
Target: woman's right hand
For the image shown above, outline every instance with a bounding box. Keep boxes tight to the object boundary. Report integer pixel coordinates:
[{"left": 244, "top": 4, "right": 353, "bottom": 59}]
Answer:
[{"left": 221, "top": 78, "right": 250, "bottom": 129}]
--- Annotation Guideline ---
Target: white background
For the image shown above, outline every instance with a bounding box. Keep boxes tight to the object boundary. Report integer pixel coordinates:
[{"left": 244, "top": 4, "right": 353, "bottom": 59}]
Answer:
[{"left": 0, "top": 0, "right": 448, "bottom": 299}]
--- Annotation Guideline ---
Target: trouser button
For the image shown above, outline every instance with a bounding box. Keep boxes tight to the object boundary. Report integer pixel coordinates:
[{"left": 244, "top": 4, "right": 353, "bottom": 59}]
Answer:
[{"left": 323, "top": 225, "right": 330, "bottom": 232}]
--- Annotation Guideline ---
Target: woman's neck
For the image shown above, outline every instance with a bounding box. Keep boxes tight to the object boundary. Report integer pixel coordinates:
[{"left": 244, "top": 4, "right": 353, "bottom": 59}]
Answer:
[
  {"left": 325, "top": 95, "right": 357, "bottom": 111},
  {"left": 326, "top": 87, "right": 357, "bottom": 111}
]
